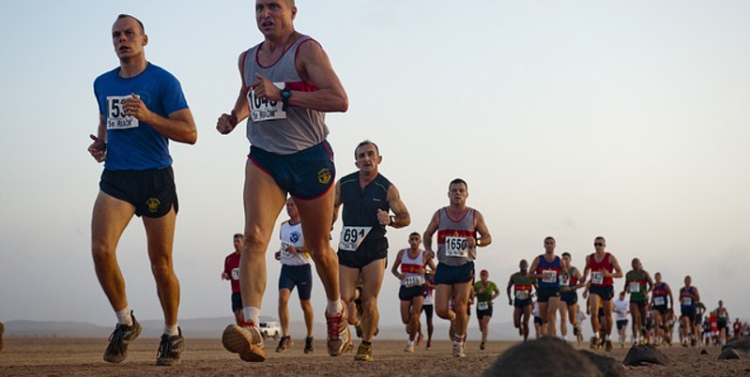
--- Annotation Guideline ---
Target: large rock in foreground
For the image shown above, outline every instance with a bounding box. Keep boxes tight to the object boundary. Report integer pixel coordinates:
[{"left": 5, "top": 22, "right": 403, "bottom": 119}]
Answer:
[
  {"left": 622, "top": 344, "right": 671, "bottom": 366},
  {"left": 481, "top": 337, "right": 602, "bottom": 377}
]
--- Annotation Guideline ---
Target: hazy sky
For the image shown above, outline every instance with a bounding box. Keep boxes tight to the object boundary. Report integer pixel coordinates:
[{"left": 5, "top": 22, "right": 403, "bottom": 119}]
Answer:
[{"left": 1, "top": 1, "right": 749, "bottom": 331}]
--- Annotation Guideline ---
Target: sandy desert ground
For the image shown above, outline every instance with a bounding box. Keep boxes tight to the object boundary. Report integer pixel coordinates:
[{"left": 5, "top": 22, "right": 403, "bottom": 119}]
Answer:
[{"left": 1, "top": 337, "right": 749, "bottom": 377}]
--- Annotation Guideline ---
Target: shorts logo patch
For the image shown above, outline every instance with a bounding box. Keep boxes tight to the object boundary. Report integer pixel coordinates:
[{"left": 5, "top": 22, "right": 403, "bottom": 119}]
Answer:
[
  {"left": 317, "top": 168, "right": 332, "bottom": 185},
  {"left": 146, "top": 197, "right": 161, "bottom": 213}
]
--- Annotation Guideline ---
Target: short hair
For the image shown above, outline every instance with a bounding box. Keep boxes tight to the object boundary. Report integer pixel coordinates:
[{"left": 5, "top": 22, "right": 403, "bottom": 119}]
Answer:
[
  {"left": 544, "top": 236, "right": 555, "bottom": 243},
  {"left": 354, "top": 140, "right": 379, "bottom": 158},
  {"left": 594, "top": 236, "right": 606, "bottom": 244},
  {"left": 117, "top": 14, "right": 145, "bottom": 34},
  {"left": 562, "top": 252, "right": 571, "bottom": 258},
  {"left": 409, "top": 232, "right": 421, "bottom": 239},
  {"left": 448, "top": 178, "right": 467, "bottom": 191},
  {"left": 233, "top": 233, "right": 244, "bottom": 239}
]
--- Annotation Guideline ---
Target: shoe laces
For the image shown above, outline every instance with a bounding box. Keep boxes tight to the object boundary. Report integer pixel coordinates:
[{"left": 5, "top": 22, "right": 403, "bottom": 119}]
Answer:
[
  {"left": 326, "top": 313, "right": 343, "bottom": 340},
  {"left": 157, "top": 334, "right": 173, "bottom": 358},
  {"left": 108, "top": 324, "right": 126, "bottom": 346}
]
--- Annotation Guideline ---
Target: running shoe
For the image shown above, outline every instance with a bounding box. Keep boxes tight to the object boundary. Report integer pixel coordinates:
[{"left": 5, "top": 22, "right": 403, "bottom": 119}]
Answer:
[
  {"left": 326, "top": 306, "right": 351, "bottom": 356},
  {"left": 480, "top": 341, "right": 486, "bottom": 350},
  {"left": 103, "top": 312, "right": 143, "bottom": 363},
  {"left": 222, "top": 322, "right": 265, "bottom": 362},
  {"left": 426, "top": 340, "right": 432, "bottom": 350},
  {"left": 605, "top": 340, "right": 613, "bottom": 352},
  {"left": 404, "top": 342, "right": 415, "bottom": 353},
  {"left": 589, "top": 337, "right": 598, "bottom": 349},
  {"left": 156, "top": 328, "right": 185, "bottom": 366},
  {"left": 452, "top": 342, "right": 466, "bottom": 357},
  {"left": 276, "top": 335, "right": 293, "bottom": 353},
  {"left": 304, "top": 337, "right": 314, "bottom": 354},
  {"left": 354, "top": 342, "right": 373, "bottom": 361}
]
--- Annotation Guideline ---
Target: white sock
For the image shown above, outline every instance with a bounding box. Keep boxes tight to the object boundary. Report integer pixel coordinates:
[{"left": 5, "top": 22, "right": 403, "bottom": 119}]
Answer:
[
  {"left": 243, "top": 306, "right": 261, "bottom": 326},
  {"left": 605, "top": 334, "right": 611, "bottom": 341},
  {"left": 164, "top": 324, "right": 179, "bottom": 336},
  {"left": 326, "top": 299, "right": 343, "bottom": 316},
  {"left": 116, "top": 307, "right": 133, "bottom": 326}
]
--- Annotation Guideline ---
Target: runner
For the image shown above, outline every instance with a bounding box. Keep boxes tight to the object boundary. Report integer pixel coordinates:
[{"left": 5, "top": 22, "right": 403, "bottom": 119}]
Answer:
[
  {"left": 528, "top": 237, "right": 564, "bottom": 337},
  {"left": 473, "top": 269, "right": 500, "bottom": 350},
  {"left": 678, "top": 275, "right": 701, "bottom": 347},
  {"left": 334, "top": 140, "right": 411, "bottom": 361},
  {"left": 702, "top": 316, "right": 711, "bottom": 345},
  {"left": 222, "top": 234, "right": 245, "bottom": 325},
  {"left": 623, "top": 258, "right": 654, "bottom": 345},
  {"left": 216, "top": 0, "right": 350, "bottom": 362},
  {"left": 575, "top": 306, "right": 587, "bottom": 345},
  {"left": 506, "top": 259, "right": 533, "bottom": 341},
  {"left": 732, "top": 318, "right": 742, "bottom": 340},
  {"left": 421, "top": 272, "right": 436, "bottom": 350},
  {"left": 273, "top": 198, "right": 315, "bottom": 354},
  {"left": 532, "top": 299, "right": 543, "bottom": 339},
  {"left": 423, "top": 178, "right": 492, "bottom": 357},
  {"left": 613, "top": 291, "right": 629, "bottom": 348},
  {"left": 715, "top": 300, "right": 730, "bottom": 346},
  {"left": 558, "top": 252, "right": 584, "bottom": 342},
  {"left": 582, "top": 236, "right": 623, "bottom": 352},
  {"left": 90, "top": 14, "right": 197, "bottom": 366},
  {"left": 390, "top": 232, "right": 435, "bottom": 353},
  {"left": 649, "top": 272, "right": 674, "bottom": 346}
]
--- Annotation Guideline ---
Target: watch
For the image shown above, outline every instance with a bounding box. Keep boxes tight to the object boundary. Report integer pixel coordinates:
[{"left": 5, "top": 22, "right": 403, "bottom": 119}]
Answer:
[
  {"left": 476, "top": 239, "right": 482, "bottom": 246},
  {"left": 280, "top": 88, "right": 292, "bottom": 111},
  {"left": 389, "top": 215, "right": 396, "bottom": 226}
]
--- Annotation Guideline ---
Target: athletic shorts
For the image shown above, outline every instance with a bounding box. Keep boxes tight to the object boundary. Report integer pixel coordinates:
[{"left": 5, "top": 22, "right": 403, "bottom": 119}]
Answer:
[
  {"left": 477, "top": 306, "right": 493, "bottom": 320},
  {"left": 100, "top": 166, "right": 178, "bottom": 218},
  {"left": 695, "top": 314, "right": 703, "bottom": 325},
  {"left": 338, "top": 246, "right": 387, "bottom": 270},
  {"left": 537, "top": 287, "right": 560, "bottom": 303},
  {"left": 630, "top": 299, "right": 647, "bottom": 308},
  {"left": 616, "top": 319, "right": 629, "bottom": 330},
  {"left": 231, "top": 292, "right": 242, "bottom": 312},
  {"left": 249, "top": 140, "right": 335, "bottom": 200},
  {"left": 561, "top": 292, "right": 578, "bottom": 306},
  {"left": 434, "top": 262, "right": 475, "bottom": 286},
  {"left": 680, "top": 307, "right": 696, "bottom": 321},
  {"left": 278, "top": 264, "right": 313, "bottom": 301},
  {"left": 653, "top": 304, "right": 668, "bottom": 315},
  {"left": 514, "top": 298, "right": 532, "bottom": 308},
  {"left": 717, "top": 319, "right": 728, "bottom": 331},
  {"left": 589, "top": 285, "right": 614, "bottom": 301},
  {"left": 399, "top": 285, "right": 425, "bottom": 301},
  {"left": 534, "top": 316, "right": 543, "bottom": 325},
  {"left": 422, "top": 304, "right": 433, "bottom": 319}
]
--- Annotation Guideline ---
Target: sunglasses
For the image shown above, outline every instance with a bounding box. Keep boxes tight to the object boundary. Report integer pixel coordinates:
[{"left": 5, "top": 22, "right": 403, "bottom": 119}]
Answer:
[{"left": 594, "top": 243, "right": 604, "bottom": 247}]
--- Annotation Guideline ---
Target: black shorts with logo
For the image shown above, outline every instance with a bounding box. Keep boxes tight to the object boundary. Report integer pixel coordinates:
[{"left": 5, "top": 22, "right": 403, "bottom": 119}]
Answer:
[
  {"left": 589, "top": 285, "right": 614, "bottom": 301},
  {"left": 100, "top": 166, "right": 178, "bottom": 218},
  {"left": 249, "top": 140, "right": 335, "bottom": 200}
]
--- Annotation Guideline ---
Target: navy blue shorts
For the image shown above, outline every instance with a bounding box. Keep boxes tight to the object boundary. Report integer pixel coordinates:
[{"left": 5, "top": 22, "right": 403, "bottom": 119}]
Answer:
[
  {"left": 537, "top": 287, "right": 560, "bottom": 303},
  {"left": 422, "top": 304, "right": 433, "bottom": 319},
  {"left": 680, "top": 307, "right": 696, "bottom": 321},
  {"left": 514, "top": 298, "right": 532, "bottom": 308},
  {"left": 399, "top": 285, "right": 425, "bottom": 301},
  {"left": 476, "top": 306, "right": 493, "bottom": 320},
  {"left": 278, "top": 264, "right": 313, "bottom": 301},
  {"left": 616, "top": 319, "right": 628, "bottom": 330},
  {"left": 589, "top": 285, "right": 614, "bottom": 301},
  {"left": 434, "top": 262, "right": 475, "bottom": 286},
  {"left": 231, "top": 292, "right": 242, "bottom": 312},
  {"left": 249, "top": 140, "right": 335, "bottom": 200},
  {"left": 337, "top": 239, "right": 388, "bottom": 270},
  {"left": 100, "top": 166, "right": 178, "bottom": 218}
]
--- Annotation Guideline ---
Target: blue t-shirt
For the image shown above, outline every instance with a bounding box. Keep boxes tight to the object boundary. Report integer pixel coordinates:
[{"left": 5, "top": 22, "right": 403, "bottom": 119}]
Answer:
[{"left": 94, "top": 63, "right": 188, "bottom": 171}]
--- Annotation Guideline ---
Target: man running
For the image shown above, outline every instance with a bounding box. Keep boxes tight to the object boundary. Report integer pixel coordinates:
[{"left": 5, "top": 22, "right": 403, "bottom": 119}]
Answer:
[
  {"left": 623, "top": 258, "right": 654, "bottom": 345},
  {"left": 558, "top": 252, "right": 584, "bottom": 342},
  {"left": 421, "top": 272, "right": 436, "bottom": 350},
  {"left": 391, "top": 232, "right": 435, "bottom": 353},
  {"left": 715, "top": 300, "right": 730, "bottom": 346},
  {"left": 89, "top": 14, "right": 197, "bottom": 366},
  {"left": 582, "top": 236, "right": 623, "bottom": 352},
  {"left": 528, "top": 237, "right": 564, "bottom": 337},
  {"left": 473, "top": 269, "right": 500, "bottom": 350},
  {"left": 678, "top": 275, "right": 700, "bottom": 347},
  {"left": 424, "top": 178, "right": 492, "bottom": 357},
  {"left": 273, "top": 198, "right": 315, "bottom": 354},
  {"left": 334, "top": 140, "right": 411, "bottom": 361},
  {"left": 649, "top": 272, "right": 674, "bottom": 345},
  {"left": 222, "top": 234, "right": 245, "bottom": 325},
  {"left": 217, "top": 0, "right": 350, "bottom": 362},
  {"left": 613, "top": 291, "right": 629, "bottom": 347},
  {"left": 506, "top": 259, "right": 533, "bottom": 341}
]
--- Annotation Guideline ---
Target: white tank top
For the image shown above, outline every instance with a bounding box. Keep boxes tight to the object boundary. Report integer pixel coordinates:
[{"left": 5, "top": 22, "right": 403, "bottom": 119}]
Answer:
[{"left": 279, "top": 221, "right": 310, "bottom": 266}]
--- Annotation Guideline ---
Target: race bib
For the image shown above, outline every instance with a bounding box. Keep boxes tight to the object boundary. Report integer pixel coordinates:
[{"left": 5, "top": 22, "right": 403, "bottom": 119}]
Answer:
[
  {"left": 231, "top": 267, "right": 240, "bottom": 281},
  {"left": 280, "top": 241, "right": 294, "bottom": 259},
  {"left": 654, "top": 296, "right": 665, "bottom": 306},
  {"left": 478, "top": 301, "right": 489, "bottom": 311},
  {"left": 404, "top": 275, "right": 423, "bottom": 288},
  {"left": 338, "top": 226, "right": 372, "bottom": 251},
  {"left": 629, "top": 282, "right": 640, "bottom": 293},
  {"left": 559, "top": 275, "right": 570, "bottom": 287},
  {"left": 444, "top": 236, "right": 468, "bottom": 258},
  {"left": 106, "top": 96, "right": 139, "bottom": 130},
  {"left": 516, "top": 290, "right": 529, "bottom": 300},
  {"left": 591, "top": 271, "right": 604, "bottom": 285},
  {"left": 248, "top": 83, "right": 287, "bottom": 122},
  {"left": 681, "top": 297, "right": 693, "bottom": 306},
  {"left": 542, "top": 270, "right": 557, "bottom": 283}
]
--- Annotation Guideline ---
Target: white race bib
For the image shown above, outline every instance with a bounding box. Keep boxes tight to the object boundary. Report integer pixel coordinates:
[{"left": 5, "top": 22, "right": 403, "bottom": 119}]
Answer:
[
  {"left": 629, "top": 282, "right": 640, "bottom": 293},
  {"left": 559, "top": 275, "right": 570, "bottom": 287},
  {"left": 444, "top": 236, "right": 469, "bottom": 258},
  {"left": 404, "top": 275, "right": 424, "bottom": 288},
  {"left": 654, "top": 296, "right": 665, "bottom": 306},
  {"left": 338, "top": 226, "right": 372, "bottom": 252},
  {"left": 478, "top": 301, "right": 489, "bottom": 311},
  {"left": 248, "top": 83, "right": 287, "bottom": 122},
  {"left": 106, "top": 96, "right": 139, "bottom": 130},
  {"left": 681, "top": 297, "right": 692, "bottom": 306},
  {"left": 516, "top": 290, "right": 529, "bottom": 300},
  {"left": 231, "top": 267, "right": 240, "bottom": 281},
  {"left": 280, "top": 241, "right": 294, "bottom": 259},
  {"left": 542, "top": 270, "right": 558, "bottom": 283},
  {"left": 591, "top": 271, "right": 604, "bottom": 285}
]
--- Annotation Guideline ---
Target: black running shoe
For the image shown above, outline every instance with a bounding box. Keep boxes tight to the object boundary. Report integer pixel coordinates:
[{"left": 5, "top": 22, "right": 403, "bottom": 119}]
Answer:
[
  {"left": 103, "top": 312, "right": 142, "bottom": 363},
  {"left": 156, "top": 328, "right": 185, "bottom": 366},
  {"left": 304, "top": 337, "right": 314, "bottom": 354}
]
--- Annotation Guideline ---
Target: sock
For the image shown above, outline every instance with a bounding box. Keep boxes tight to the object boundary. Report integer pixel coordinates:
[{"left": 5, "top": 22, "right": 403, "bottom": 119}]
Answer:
[
  {"left": 453, "top": 334, "right": 465, "bottom": 343},
  {"left": 116, "top": 307, "right": 133, "bottom": 326},
  {"left": 594, "top": 333, "right": 599, "bottom": 339},
  {"left": 605, "top": 334, "right": 611, "bottom": 341},
  {"left": 407, "top": 340, "right": 414, "bottom": 347},
  {"left": 243, "top": 306, "right": 261, "bottom": 326},
  {"left": 327, "top": 299, "right": 343, "bottom": 316},
  {"left": 164, "top": 324, "right": 179, "bottom": 336}
]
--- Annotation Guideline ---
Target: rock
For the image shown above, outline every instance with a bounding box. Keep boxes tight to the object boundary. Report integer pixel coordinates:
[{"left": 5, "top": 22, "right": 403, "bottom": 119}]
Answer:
[
  {"left": 718, "top": 348, "right": 741, "bottom": 360},
  {"left": 622, "top": 344, "right": 670, "bottom": 366},
  {"left": 579, "top": 350, "right": 627, "bottom": 377},
  {"left": 481, "top": 337, "right": 602, "bottom": 377},
  {"left": 700, "top": 349, "right": 709, "bottom": 355},
  {"left": 723, "top": 337, "right": 750, "bottom": 352}
]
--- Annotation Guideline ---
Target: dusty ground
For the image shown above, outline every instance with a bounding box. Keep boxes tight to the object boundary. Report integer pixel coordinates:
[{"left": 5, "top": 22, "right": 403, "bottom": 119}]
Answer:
[{"left": 1, "top": 337, "right": 749, "bottom": 377}]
